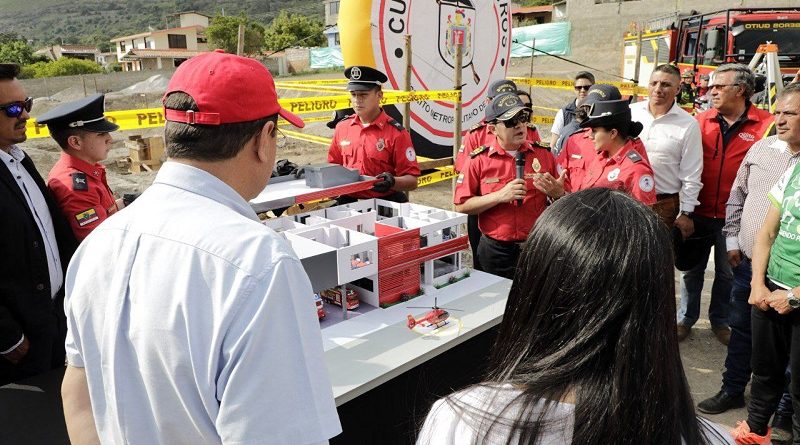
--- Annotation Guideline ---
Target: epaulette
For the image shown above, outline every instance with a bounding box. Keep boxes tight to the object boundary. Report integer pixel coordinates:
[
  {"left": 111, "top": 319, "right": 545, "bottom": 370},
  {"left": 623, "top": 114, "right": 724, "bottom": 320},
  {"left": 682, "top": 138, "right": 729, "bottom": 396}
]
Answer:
[
  {"left": 387, "top": 118, "right": 404, "bottom": 131},
  {"left": 470, "top": 145, "right": 488, "bottom": 158},
  {"left": 72, "top": 172, "right": 88, "bottom": 191},
  {"left": 626, "top": 150, "right": 643, "bottom": 163},
  {"left": 468, "top": 122, "right": 486, "bottom": 133},
  {"left": 532, "top": 141, "right": 550, "bottom": 150}
]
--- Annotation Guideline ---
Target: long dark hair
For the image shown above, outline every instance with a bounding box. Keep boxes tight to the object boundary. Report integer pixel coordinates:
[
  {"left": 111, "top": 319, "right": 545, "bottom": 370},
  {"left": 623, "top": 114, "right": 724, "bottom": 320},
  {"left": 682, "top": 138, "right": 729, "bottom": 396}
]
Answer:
[{"left": 441, "top": 188, "right": 718, "bottom": 444}]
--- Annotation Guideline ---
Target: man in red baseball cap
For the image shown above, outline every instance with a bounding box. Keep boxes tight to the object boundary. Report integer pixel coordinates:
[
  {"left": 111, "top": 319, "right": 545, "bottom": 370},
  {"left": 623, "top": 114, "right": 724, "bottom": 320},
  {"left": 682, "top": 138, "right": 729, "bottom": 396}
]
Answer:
[{"left": 61, "top": 51, "right": 341, "bottom": 444}]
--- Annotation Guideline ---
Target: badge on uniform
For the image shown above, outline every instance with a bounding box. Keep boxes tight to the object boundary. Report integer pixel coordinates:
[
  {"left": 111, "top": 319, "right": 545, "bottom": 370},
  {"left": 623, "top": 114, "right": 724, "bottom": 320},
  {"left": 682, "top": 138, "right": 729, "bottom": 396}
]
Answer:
[
  {"left": 75, "top": 208, "right": 99, "bottom": 227},
  {"left": 456, "top": 173, "right": 464, "bottom": 184},
  {"left": 72, "top": 172, "right": 88, "bottom": 191},
  {"left": 340, "top": 140, "right": 351, "bottom": 147},
  {"left": 484, "top": 177, "right": 500, "bottom": 184},
  {"left": 607, "top": 168, "right": 621, "bottom": 181},
  {"left": 406, "top": 147, "right": 416, "bottom": 161},
  {"left": 376, "top": 138, "right": 385, "bottom": 151},
  {"left": 532, "top": 158, "right": 541, "bottom": 173},
  {"left": 639, "top": 175, "right": 655, "bottom": 193}
]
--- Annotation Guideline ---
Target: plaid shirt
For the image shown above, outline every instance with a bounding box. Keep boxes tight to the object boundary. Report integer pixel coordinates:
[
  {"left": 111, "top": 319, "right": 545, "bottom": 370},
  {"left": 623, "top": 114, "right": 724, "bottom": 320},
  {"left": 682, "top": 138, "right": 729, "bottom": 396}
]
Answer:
[{"left": 724, "top": 136, "right": 800, "bottom": 258}]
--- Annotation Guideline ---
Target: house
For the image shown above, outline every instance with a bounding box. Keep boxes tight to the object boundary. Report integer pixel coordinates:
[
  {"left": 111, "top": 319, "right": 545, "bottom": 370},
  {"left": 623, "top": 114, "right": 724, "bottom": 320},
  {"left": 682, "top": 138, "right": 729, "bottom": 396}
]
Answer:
[
  {"left": 110, "top": 11, "right": 210, "bottom": 71},
  {"left": 323, "top": 0, "right": 340, "bottom": 47},
  {"left": 96, "top": 52, "right": 119, "bottom": 69},
  {"left": 511, "top": 5, "right": 554, "bottom": 27},
  {"left": 34, "top": 45, "right": 100, "bottom": 63}
]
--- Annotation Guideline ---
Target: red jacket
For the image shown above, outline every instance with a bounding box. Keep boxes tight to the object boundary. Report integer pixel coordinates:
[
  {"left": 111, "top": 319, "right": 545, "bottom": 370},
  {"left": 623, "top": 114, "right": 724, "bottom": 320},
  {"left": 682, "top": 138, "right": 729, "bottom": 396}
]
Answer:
[{"left": 694, "top": 104, "right": 774, "bottom": 218}]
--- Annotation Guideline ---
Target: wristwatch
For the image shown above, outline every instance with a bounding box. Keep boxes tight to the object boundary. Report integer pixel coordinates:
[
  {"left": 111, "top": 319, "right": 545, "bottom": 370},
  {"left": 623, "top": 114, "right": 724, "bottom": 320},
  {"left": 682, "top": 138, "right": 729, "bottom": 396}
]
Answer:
[
  {"left": 788, "top": 289, "right": 800, "bottom": 309},
  {"left": 679, "top": 210, "right": 692, "bottom": 217}
]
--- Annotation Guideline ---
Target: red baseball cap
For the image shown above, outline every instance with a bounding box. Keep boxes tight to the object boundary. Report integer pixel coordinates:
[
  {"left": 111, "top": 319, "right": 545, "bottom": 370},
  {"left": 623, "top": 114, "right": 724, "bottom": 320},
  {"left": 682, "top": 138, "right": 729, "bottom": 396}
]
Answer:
[{"left": 163, "top": 50, "right": 304, "bottom": 128}]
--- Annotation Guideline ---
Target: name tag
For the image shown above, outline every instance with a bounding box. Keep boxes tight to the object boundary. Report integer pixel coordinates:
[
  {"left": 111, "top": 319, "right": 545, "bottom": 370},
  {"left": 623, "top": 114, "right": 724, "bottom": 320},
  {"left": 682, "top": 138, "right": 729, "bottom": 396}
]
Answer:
[
  {"left": 524, "top": 173, "right": 537, "bottom": 179},
  {"left": 483, "top": 177, "right": 500, "bottom": 184},
  {"left": 570, "top": 154, "right": 582, "bottom": 159}
]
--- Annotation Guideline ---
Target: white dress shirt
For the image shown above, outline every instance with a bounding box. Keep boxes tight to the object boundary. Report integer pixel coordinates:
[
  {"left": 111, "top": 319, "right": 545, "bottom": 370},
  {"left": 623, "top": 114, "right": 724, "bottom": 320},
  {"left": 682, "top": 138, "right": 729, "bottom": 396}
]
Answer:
[
  {"left": 0, "top": 146, "right": 62, "bottom": 297},
  {"left": 65, "top": 162, "right": 341, "bottom": 445},
  {"left": 630, "top": 100, "right": 703, "bottom": 213}
]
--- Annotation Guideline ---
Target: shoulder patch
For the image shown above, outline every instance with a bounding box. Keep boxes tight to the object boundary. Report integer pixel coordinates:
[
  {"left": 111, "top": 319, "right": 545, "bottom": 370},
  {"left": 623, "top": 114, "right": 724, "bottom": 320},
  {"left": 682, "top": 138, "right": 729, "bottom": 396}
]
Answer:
[
  {"left": 72, "top": 172, "right": 89, "bottom": 191},
  {"left": 470, "top": 145, "right": 488, "bottom": 158},
  {"left": 626, "top": 150, "right": 643, "bottom": 163},
  {"left": 387, "top": 118, "right": 404, "bottom": 131}
]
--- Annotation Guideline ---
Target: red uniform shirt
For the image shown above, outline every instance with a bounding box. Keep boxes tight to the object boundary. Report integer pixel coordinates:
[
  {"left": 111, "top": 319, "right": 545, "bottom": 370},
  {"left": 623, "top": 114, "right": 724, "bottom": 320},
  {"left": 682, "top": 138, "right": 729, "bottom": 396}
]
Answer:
[
  {"left": 456, "top": 123, "right": 541, "bottom": 173},
  {"left": 328, "top": 110, "right": 420, "bottom": 199},
  {"left": 454, "top": 141, "right": 555, "bottom": 242},
  {"left": 577, "top": 139, "right": 657, "bottom": 205},
  {"left": 694, "top": 104, "right": 774, "bottom": 218},
  {"left": 556, "top": 128, "right": 596, "bottom": 193},
  {"left": 47, "top": 152, "right": 117, "bottom": 241}
]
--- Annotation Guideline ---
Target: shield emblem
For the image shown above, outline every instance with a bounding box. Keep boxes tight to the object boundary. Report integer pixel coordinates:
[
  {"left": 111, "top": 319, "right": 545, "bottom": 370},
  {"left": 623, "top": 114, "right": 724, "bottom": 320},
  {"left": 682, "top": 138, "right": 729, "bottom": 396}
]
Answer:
[
  {"left": 376, "top": 138, "right": 385, "bottom": 151},
  {"left": 438, "top": 0, "right": 475, "bottom": 70},
  {"left": 532, "top": 158, "right": 541, "bottom": 173}
]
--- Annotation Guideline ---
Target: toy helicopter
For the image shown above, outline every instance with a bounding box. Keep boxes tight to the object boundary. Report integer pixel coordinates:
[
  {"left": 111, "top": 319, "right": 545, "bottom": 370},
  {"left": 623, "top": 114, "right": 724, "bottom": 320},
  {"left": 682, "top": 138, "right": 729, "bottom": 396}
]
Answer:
[{"left": 406, "top": 297, "right": 461, "bottom": 330}]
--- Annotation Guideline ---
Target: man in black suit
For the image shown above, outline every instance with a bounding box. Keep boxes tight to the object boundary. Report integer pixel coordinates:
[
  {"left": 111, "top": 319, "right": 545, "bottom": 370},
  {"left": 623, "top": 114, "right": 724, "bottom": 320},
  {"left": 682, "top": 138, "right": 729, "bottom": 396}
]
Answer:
[{"left": 0, "top": 63, "right": 76, "bottom": 385}]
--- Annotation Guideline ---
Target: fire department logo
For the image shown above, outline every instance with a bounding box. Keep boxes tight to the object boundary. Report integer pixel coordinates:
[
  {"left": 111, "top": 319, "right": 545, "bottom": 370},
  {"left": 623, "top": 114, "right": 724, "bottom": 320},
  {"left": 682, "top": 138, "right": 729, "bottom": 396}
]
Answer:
[
  {"left": 375, "top": 0, "right": 512, "bottom": 148},
  {"left": 350, "top": 66, "right": 362, "bottom": 80},
  {"left": 639, "top": 175, "right": 654, "bottom": 193},
  {"left": 376, "top": 138, "right": 385, "bottom": 151},
  {"left": 406, "top": 147, "right": 416, "bottom": 161},
  {"left": 532, "top": 158, "right": 541, "bottom": 173},
  {"left": 607, "top": 168, "right": 621, "bottom": 181}
]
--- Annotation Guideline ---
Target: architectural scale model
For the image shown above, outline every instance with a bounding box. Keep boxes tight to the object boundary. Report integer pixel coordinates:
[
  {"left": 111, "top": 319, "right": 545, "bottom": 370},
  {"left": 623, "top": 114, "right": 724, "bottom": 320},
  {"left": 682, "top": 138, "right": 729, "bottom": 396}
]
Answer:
[{"left": 262, "top": 198, "right": 470, "bottom": 315}]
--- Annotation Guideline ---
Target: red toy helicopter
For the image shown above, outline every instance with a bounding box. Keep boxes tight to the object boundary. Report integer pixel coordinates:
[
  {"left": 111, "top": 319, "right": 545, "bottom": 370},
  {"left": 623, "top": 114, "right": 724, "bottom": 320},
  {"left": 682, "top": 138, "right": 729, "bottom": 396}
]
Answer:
[{"left": 406, "top": 298, "right": 461, "bottom": 330}]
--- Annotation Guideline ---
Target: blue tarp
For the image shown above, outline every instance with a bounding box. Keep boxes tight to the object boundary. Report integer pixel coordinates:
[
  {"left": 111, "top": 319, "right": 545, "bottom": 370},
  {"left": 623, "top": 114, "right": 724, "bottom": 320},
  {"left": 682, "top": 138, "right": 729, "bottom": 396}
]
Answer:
[
  {"left": 511, "top": 21, "right": 571, "bottom": 58},
  {"left": 310, "top": 46, "right": 344, "bottom": 69}
]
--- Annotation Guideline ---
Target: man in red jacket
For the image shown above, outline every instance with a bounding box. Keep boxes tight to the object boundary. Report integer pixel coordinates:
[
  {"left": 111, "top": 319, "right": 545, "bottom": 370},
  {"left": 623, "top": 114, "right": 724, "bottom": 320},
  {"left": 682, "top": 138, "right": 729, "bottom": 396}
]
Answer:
[{"left": 677, "top": 64, "right": 774, "bottom": 344}]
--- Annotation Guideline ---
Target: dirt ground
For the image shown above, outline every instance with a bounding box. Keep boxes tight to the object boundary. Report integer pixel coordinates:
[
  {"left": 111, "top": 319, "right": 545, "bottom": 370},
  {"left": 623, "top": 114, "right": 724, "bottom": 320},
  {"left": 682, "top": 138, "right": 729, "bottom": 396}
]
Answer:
[{"left": 18, "top": 62, "right": 745, "bottom": 431}]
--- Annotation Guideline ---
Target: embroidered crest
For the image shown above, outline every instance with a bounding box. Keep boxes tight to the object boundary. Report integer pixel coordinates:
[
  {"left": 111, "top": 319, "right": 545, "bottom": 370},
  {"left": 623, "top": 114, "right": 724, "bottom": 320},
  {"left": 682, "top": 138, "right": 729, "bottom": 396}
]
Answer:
[
  {"left": 406, "top": 147, "right": 416, "bottom": 161},
  {"left": 738, "top": 132, "right": 755, "bottom": 142},
  {"left": 75, "top": 208, "right": 98, "bottom": 227},
  {"left": 376, "top": 138, "right": 385, "bottom": 151},
  {"left": 532, "top": 158, "right": 542, "bottom": 173},
  {"left": 639, "top": 175, "right": 655, "bottom": 193},
  {"left": 350, "top": 66, "right": 362, "bottom": 80},
  {"left": 607, "top": 168, "right": 621, "bottom": 181},
  {"left": 72, "top": 172, "right": 88, "bottom": 191}
]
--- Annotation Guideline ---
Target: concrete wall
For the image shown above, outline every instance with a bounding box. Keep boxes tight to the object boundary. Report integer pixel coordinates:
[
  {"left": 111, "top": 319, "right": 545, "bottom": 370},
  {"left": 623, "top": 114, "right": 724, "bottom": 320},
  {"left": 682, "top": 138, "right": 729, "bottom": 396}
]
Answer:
[
  {"left": 564, "top": 0, "right": 796, "bottom": 75},
  {"left": 20, "top": 69, "right": 176, "bottom": 99},
  {"left": 179, "top": 13, "right": 209, "bottom": 28}
]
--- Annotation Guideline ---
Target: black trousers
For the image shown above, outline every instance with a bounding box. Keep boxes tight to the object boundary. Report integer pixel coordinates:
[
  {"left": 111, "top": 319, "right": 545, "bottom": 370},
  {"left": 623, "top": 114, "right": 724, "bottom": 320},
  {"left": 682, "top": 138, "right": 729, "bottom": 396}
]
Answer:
[
  {"left": 747, "top": 279, "right": 800, "bottom": 442},
  {"left": 477, "top": 235, "right": 523, "bottom": 280},
  {"left": 467, "top": 214, "right": 482, "bottom": 271}
]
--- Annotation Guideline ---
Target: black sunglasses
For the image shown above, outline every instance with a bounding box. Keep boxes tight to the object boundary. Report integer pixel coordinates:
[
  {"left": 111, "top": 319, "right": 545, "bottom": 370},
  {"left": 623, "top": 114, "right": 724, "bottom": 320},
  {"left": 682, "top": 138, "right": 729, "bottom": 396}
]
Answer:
[
  {"left": 574, "top": 85, "right": 592, "bottom": 91},
  {"left": 498, "top": 111, "right": 531, "bottom": 127},
  {"left": 0, "top": 97, "right": 32, "bottom": 118}
]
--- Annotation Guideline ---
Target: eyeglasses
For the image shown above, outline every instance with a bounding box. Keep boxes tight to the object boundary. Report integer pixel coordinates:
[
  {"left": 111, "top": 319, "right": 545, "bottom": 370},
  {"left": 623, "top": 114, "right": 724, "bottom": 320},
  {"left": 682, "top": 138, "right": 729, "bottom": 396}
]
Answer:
[
  {"left": 276, "top": 128, "right": 287, "bottom": 148},
  {"left": 574, "top": 85, "right": 592, "bottom": 91},
  {"left": 0, "top": 97, "right": 32, "bottom": 118},
  {"left": 498, "top": 112, "right": 531, "bottom": 127},
  {"left": 709, "top": 84, "right": 739, "bottom": 90}
]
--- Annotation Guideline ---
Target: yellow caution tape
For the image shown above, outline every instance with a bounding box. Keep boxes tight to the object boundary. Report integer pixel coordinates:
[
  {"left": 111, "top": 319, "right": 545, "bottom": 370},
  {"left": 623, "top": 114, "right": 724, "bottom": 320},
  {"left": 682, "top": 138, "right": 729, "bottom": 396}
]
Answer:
[
  {"left": 417, "top": 165, "right": 456, "bottom": 187},
  {"left": 508, "top": 76, "right": 647, "bottom": 96},
  {"left": 275, "top": 79, "right": 349, "bottom": 85},
  {"left": 26, "top": 107, "right": 168, "bottom": 139},
  {"left": 278, "top": 89, "right": 460, "bottom": 115}
]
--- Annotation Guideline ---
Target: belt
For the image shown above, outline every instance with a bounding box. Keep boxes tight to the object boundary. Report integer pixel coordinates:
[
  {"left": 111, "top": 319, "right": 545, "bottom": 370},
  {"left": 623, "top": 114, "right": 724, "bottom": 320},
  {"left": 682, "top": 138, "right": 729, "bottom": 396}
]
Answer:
[
  {"left": 482, "top": 234, "right": 526, "bottom": 247},
  {"left": 656, "top": 193, "right": 679, "bottom": 201}
]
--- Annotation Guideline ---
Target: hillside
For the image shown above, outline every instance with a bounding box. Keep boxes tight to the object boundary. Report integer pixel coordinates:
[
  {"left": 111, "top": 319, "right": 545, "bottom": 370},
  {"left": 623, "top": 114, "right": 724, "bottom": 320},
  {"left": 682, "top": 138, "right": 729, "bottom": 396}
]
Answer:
[{"left": 0, "top": 0, "right": 323, "bottom": 50}]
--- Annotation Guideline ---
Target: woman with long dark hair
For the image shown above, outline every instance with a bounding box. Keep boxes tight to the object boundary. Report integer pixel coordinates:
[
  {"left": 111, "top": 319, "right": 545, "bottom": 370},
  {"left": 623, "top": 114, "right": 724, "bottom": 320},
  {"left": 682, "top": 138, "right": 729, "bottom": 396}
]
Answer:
[{"left": 417, "top": 188, "right": 732, "bottom": 444}]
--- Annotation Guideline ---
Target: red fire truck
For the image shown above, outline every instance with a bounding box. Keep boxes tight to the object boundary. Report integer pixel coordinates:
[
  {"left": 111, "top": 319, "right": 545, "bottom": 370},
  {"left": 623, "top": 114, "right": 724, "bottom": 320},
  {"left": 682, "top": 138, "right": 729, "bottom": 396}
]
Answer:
[{"left": 623, "top": 8, "right": 800, "bottom": 86}]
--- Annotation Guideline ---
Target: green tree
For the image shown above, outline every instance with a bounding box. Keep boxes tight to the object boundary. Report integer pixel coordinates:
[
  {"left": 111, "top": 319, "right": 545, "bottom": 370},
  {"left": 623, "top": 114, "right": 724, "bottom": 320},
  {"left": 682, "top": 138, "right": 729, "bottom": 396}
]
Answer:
[
  {"left": 206, "top": 14, "right": 266, "bottom": 55},
  {"left": 24, "top": 58, "right": 103, "bottom": 78},
  {"left": 0, "top": 39, "right": 35, "bottom": 65},
  {"left": 263, "top": 11, "right": 325, "bottom": 52}
]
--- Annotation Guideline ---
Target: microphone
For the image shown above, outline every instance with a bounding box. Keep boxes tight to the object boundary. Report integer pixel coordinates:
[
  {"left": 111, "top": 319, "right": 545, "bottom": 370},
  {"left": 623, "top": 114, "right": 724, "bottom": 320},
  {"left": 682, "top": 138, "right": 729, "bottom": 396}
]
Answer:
[{"left": 515, "top": 151, "right": 525, "bottom": 207}]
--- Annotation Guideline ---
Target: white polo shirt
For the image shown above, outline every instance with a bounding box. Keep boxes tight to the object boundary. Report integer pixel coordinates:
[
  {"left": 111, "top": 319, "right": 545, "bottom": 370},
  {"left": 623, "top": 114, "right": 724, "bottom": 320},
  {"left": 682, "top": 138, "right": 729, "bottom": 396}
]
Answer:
[
  {"left": 630, "top": 100, "right": 703, "bottom": 213},
  {"left": 64, "top": 162, "right": 341, "bottom": 445}
]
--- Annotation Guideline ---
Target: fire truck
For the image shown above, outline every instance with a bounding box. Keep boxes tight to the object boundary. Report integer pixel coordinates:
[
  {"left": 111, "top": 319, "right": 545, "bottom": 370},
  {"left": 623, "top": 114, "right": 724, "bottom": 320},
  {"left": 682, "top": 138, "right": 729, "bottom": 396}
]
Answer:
[{"left": 622, "top": 8, "right": 800, "bottom": 87}]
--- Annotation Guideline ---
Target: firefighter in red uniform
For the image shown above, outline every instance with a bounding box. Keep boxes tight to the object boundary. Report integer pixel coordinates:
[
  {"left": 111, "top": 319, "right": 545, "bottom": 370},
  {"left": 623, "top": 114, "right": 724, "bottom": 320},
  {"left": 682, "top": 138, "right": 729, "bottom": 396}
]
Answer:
[
  {"left": 454, "top": 92, "right": 557, "bottom": 279},
  {"left": 328, "top": 66, "right": 419, "bottom": 203},
  {"left": 457, "top": 80, "right": 542, "bottom": 271},
  {"left": 39, "top": 94, "right": 127, "bottom": 241},
  {"left": 573, "top": 99, "right": 656, "bottom": 205}
]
